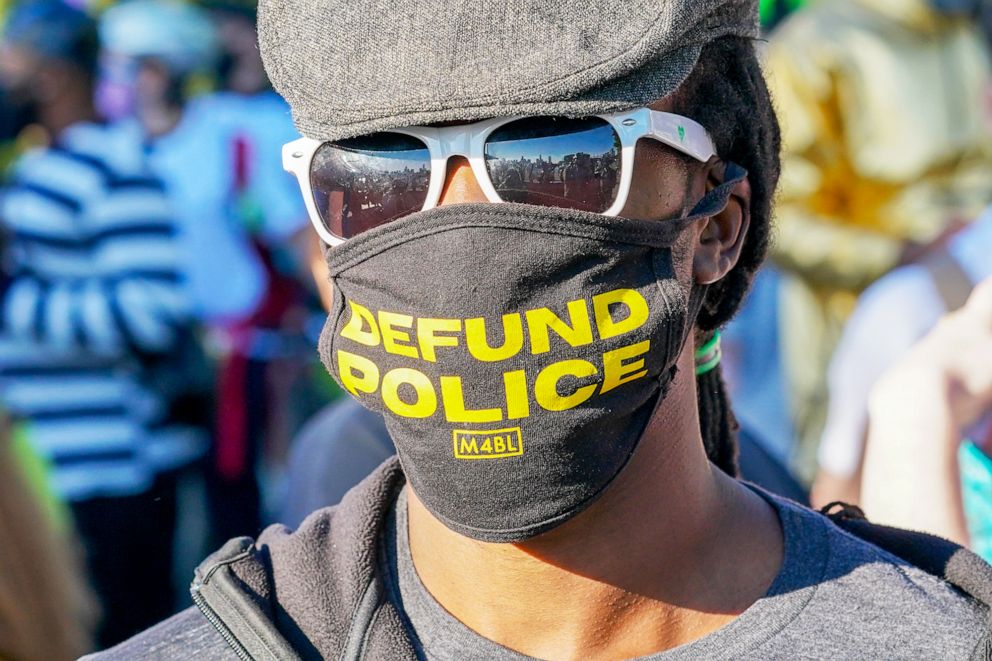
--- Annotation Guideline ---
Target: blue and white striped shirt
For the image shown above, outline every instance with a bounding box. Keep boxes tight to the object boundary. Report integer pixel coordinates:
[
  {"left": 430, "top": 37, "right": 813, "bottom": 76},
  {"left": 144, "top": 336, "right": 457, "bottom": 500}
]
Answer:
[{"left": 0, "top": 121, "right": 202, "bottom": 502}]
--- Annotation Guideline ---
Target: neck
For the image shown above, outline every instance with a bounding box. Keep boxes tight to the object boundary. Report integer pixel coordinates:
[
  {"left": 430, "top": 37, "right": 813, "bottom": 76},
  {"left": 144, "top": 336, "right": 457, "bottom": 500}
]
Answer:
[{"left": 407, "top": 349, "right": 783, "bottom": 660}]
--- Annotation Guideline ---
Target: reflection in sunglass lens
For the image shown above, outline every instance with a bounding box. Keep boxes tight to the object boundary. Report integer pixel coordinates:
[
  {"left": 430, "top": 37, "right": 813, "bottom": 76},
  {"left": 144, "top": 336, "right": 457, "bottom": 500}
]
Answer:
[
  {"left": 310, "top": 133, "right": 431, "bottom": 239},
  {"left": 484, "top": 117, "right": 621, "bottom": 213}
]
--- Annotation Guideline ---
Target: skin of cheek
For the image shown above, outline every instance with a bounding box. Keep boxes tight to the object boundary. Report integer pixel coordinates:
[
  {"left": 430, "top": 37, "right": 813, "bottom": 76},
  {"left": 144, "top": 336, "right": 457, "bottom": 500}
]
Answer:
[{"left": 619, "top": 139, "right": 707, "bottom": 222}]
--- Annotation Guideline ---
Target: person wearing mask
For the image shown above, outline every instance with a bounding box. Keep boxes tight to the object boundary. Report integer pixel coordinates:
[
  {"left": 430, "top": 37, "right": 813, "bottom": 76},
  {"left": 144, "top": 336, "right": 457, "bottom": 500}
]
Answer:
[
  {"left": 767, "top": 0, "right": 992, "bottom": 478},
  {"left": 92, "top": 1, "right": 988, "bottom": 658},
  {"left": 98, "top": 0, "right": 309, "bottom": 543},
  {"left": 0, "top": 0, "right": 190, "bottom": 647}
]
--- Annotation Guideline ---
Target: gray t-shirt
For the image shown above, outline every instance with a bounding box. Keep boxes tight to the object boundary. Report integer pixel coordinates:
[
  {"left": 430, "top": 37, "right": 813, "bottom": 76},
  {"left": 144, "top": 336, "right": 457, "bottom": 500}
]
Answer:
[
  {"left": 281, "top": 399, "right": 394, "bottom": 528},
  {"left": 383, "top": 488, "right": 986, "bottom": 660}
]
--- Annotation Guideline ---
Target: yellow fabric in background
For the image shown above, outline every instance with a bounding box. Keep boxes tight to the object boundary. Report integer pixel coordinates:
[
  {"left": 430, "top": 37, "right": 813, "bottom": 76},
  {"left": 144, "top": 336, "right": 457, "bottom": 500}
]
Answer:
[
  {"left": 770, "top": 0, "right": 992, "bottom": 289},
  {"left": 765, "top": 0, "right": 992, "bottom": 471}
]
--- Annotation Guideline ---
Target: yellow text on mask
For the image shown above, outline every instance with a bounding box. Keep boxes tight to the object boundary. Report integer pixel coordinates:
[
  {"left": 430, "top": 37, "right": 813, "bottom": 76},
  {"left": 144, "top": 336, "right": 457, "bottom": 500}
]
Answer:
[
  {"left": 334, "top": 286, "right": 653, "bottom": 423},
  {"left": 339, "top": 288, "right": 650, "bottom": 363},
  {"left": 336, "top": 341, "right": 650, "bottom": 422}
]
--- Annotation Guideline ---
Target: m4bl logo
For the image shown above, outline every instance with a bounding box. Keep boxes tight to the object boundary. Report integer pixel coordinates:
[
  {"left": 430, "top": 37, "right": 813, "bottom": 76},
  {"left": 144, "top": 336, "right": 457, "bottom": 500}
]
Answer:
[{"left": 453, "top": 428, "right": 523, "bottom": 460}]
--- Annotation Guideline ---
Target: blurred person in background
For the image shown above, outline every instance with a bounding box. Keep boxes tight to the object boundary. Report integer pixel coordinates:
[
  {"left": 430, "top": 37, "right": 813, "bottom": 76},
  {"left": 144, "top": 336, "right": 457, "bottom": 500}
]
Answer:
[
  {"left": 0, "top": 417, "right": 97, "bottom": 661},
  {"left": 0, "top": 0, "right": 191, "bottom": 647},
  {"left": 98, "top": 0, "right": 310, "bottom": 544},
  {"left": 0, "top": 0, "right": 94, "bottom": 171},
  {"left": 861, "top": 277, "right": 992, "bottom": 556},
  {"left": 817, "top": 210, "right": 992, "bottom": 507},
  {"left": 203, "top": 0, "right": 269, "bottom": 96},
  {"left": 197, "top": 0, "right": 322, "bottom": 539},
  {"left": 767, "top": 0, "right": 992, "bottom": 480},
  {"left": 721, "top": 267, "right": 795, "bottom": 465}
]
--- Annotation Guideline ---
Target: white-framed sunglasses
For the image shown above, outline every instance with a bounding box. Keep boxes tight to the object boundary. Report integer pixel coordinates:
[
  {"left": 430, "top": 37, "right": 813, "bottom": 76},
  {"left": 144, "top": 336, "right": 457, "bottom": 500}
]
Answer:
[{"left": 283, "top": 108, "right": 716, "bottom": 246}]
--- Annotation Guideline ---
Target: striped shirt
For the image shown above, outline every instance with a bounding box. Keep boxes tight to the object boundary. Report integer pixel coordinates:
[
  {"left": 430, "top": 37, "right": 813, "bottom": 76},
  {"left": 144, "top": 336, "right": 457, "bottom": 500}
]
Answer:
[{"left": 0, "top": 121, "right": 202, "bottom": 502}]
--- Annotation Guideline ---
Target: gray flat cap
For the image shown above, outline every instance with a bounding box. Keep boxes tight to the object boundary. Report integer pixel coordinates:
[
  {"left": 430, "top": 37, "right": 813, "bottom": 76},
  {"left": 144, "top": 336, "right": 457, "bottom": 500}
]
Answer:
[{"left": 259, "top": 0, "right": 759, "bottom": 141}]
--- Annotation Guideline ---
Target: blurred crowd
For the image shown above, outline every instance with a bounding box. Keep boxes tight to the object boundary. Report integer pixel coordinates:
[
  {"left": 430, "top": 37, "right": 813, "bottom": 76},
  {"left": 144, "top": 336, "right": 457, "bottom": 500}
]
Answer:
[
  {"left": 0, "top": 0, "right": 991, "bottom": 658},
  {"left": 0, "top": 0, "right": 328, "bottom": 657}
]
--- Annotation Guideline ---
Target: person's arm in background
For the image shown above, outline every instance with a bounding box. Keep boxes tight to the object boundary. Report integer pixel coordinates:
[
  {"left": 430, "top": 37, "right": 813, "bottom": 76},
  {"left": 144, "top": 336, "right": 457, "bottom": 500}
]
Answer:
[
  {"left": 765, "top": 23, "right": 903, "bottom": 291},
  {"left": 0, "top": 161, "right": 188, "bottom": 358},
  {"left": 812, "top": 267, "right": 947, "bottom": 508},
  {"left": 861, "top": 277, "right": 992, "bottom": 546}
]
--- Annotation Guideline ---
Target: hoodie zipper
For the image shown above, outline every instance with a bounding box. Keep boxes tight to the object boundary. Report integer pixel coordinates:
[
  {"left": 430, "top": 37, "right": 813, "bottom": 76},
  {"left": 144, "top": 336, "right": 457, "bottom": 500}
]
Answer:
[{"left": 191, "top": 583, "right": 256, "bottom": 661}]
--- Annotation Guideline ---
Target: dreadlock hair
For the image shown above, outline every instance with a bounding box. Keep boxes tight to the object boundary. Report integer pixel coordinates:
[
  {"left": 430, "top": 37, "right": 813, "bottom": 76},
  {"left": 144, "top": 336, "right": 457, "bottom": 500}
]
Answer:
[{"left": 669, "top": 36, "right": 782, "bottom": 477}]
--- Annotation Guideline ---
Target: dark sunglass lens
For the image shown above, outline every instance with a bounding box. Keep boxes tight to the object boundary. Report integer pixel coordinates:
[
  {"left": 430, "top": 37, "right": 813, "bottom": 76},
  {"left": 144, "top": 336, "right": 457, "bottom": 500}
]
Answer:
[
  {"left": 310, "top": 133, "right": 431, "bottom": 239},
  {"left": 484, "top": 116, "right": 621, "bottom": 213}
]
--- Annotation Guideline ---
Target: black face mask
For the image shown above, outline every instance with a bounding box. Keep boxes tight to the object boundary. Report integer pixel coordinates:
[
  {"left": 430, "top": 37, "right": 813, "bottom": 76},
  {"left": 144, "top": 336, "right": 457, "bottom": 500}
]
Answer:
[{"left": 318, "top": 165, "right": 745, "bottom": 543}]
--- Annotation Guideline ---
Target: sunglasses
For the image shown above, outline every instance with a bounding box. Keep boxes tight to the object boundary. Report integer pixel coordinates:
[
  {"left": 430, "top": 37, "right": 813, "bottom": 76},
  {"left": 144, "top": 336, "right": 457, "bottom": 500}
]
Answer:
[{"left": 283, "top": 108, "right": 716, "bottom": 246}]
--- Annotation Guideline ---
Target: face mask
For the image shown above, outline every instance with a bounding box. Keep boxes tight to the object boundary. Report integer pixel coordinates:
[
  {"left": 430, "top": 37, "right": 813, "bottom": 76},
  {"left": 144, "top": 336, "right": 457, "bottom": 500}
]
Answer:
[{"left": 319, "top": 166, "right": 745, "bottom": 542}]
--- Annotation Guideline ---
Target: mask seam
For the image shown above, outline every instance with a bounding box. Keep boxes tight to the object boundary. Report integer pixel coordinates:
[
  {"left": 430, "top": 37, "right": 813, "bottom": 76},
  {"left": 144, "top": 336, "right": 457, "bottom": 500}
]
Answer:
[{"left": 336, "top": 203, "right": 687, "bottom": 243}]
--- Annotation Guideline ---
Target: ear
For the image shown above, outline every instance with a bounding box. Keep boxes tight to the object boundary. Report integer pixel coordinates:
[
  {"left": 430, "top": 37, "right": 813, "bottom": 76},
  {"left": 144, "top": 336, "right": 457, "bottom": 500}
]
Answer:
[{"left": 692, "top": 170, "right": 751, "bottom": 286}]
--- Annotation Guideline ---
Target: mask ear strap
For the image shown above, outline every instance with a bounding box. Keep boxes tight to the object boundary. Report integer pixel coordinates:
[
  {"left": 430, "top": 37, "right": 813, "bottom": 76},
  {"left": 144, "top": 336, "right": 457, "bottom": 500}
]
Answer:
[{"left": 684, "top": 162, "right": 748, "bottom": 222}]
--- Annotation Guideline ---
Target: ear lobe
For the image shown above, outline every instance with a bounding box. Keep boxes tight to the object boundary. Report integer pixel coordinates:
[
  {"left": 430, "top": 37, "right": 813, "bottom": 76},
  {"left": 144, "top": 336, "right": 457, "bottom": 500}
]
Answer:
[{"left": 692, "top": 176, "right": 751, "bottom": 286}]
